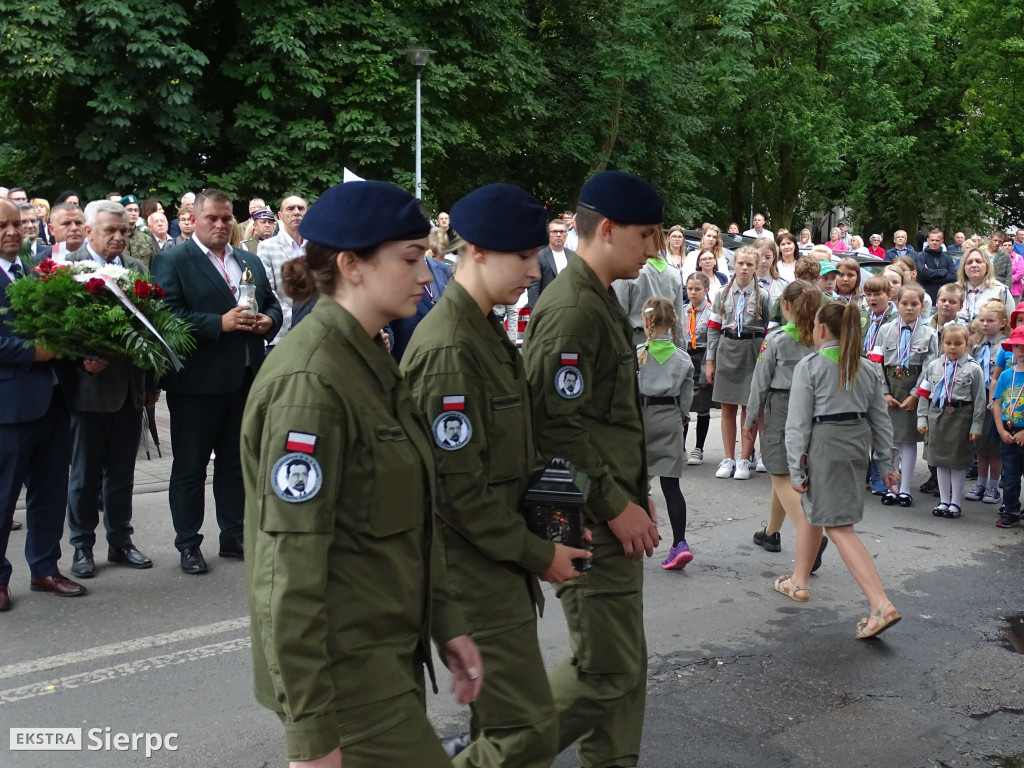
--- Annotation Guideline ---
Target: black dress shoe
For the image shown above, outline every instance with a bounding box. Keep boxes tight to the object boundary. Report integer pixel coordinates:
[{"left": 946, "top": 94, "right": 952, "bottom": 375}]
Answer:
[
  {"left": 440, "top": 732, "right": 472, "bottom": 760},
  {"left": 70, "top": 547, "right": 96, "bottom": 578},
  {"left": 180, "top": 546, "right": 208, "bottom": 574},
  {"left": 30, "top": 572, "right": 87, "bottom": 597},
  {"left": 108, "top": 545, "right": 153, "bottom": 569},
  {"left": 218, "top": 538, "right": 244, "bottom": 560},
  {"left": 0, "top": 584, "right": 11, "bottom": 611}
]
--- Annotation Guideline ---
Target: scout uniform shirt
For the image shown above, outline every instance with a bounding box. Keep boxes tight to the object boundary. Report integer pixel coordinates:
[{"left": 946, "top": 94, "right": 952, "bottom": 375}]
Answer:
[
  {"left": 613, "top": 256, "right": 687, "bottom": 346},
  {"left": 524, "top": 254, "right": 647, "bottom": 523},
  {"left": 241, "top": 298, "right": 467, "bottom": 761},
  {"left": 861, "top": 300, "right": 898, "bottom": 355},
  {"left": 706, "top": 279, "right": 772, "bottom": 363},
  {"left": 681, "top": 299, "right": 712, "bottom": 352},
  {"left": 915, "top": 355, "right": 986, "bottom": 433},
  {"left": 868, "top": 319, "right": 939, "bottom": 392},
  {"left": 744, "top": 324, "right": 813, "bottom": 427},
  {"left": 973, "top": 333, "right": 1007, "bottom": 384},
  {"left": 401, "top": 280, "right": 552, "bottom": 625}
]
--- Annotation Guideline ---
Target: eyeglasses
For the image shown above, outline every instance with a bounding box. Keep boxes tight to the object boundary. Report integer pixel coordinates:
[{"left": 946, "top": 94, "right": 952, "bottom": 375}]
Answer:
[{"left": 550, "top": 230, "right": 567, "bottom": 236}]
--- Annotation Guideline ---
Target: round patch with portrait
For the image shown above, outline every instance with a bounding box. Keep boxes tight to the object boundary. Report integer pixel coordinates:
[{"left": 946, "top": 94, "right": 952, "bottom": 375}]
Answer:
[
  {"left": 270, "top": 452, "right": 323, "bottom": 503},
  {"left": 555, "top": 365, "right": 584, "bottom": 399},
  {"left": 431, "top": 410, "right": 472, "bottom": 451}
]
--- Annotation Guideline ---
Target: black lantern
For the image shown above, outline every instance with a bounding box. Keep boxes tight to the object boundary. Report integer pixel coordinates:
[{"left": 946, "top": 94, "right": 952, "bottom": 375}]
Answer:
[{"left": 522, "top": 458, "right": 591, "bottom": 572}]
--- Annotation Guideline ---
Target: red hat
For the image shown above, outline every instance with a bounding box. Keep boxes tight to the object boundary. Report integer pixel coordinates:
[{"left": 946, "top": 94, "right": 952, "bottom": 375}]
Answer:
[
  {"left": 1011, "top": 302, "right": 1024, "bottom": 328},
  {"left": 1001, "top": 326, "right": 1024, "bottom": 351}
]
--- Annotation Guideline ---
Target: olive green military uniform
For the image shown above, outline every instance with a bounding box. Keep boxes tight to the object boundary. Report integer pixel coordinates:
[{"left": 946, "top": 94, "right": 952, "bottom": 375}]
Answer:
[
  {"left": 242, "top": 297, "right": 467, "bottom": 767},
  {"left": 401, "top": 280, "right": 557, "bottom": 768},
  {"left": 124, "top": 224, "right": 158, "bottom": 268},
  {"left": 523, "top": 255, "right": 648, "bottom": 768}
]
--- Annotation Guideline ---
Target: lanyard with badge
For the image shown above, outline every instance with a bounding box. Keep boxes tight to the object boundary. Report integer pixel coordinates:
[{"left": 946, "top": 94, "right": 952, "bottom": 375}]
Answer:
[{"left": 1006, "top": 370, "right": 1024, "bottom": 424}]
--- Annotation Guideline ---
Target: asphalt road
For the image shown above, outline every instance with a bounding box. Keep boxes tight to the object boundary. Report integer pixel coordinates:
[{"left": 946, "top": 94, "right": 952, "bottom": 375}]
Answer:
[{"left": 1, "top": 415, "right": 1022, "bottom": 768}]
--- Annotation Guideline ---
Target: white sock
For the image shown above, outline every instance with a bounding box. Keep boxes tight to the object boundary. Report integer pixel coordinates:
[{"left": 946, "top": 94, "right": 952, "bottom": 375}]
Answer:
[
  {"left": 897, "top": 442, "right": 917, "bottom": 494},
  {"left": 951, "top": 470, "right": 966, "bottom": 506},
  {"left": 936, "top": 467, "right": 951, "bottom": 505}
]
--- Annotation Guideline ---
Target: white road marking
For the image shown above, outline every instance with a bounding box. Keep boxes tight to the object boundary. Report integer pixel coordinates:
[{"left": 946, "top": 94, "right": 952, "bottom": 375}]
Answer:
[
  {"left": 0, "top": 616, "right": 249, "bottom": 680},
  {"left": 0, "top": 637, "right": 251, "bottom": 704}
]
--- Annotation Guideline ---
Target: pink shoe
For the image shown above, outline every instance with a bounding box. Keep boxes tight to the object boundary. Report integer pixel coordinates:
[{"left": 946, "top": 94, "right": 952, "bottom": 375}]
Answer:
[{"left": 661, "top": 541, "right": 693, "bottom": 570}]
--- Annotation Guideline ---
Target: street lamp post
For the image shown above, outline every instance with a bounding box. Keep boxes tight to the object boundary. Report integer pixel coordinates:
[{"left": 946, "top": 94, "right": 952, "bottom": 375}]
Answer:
[{"left": 404, "top": 45, "right": 435, "bottom": 200}]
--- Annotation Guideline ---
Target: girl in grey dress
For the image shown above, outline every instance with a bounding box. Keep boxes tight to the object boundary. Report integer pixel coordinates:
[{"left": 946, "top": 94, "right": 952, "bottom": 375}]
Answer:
[
  {"left": 779, "top": 302, "right": 903, "bottom": 639},
  {"left": 744, "top": 282, "right": 820, "bottom": 556},
  {"left": 637, "top": 298, "right": 694, "bottom": 570}
]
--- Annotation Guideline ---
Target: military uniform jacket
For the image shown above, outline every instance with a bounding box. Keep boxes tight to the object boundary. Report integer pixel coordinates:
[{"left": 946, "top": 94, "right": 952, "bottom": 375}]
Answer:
[
  {"left": 241, "top": 298, "right": 467, "bottom": 761},
  {"left": 915, "top": 356, "right": 986, "bottom": 433},
  {"left": 868, "top": 320, "right": 938, "bottom": 392},
  {"left": 706, "top": 280, "right": 772, "bottom": 362},
  {"left": 613, "top": 258, "right": 686, "bottom": 341},
  {"left": 744, "top": 325, "right": 813, "bottom": 428},
  {"left": 523, "top": 255, "right": 648, "bottom": 523},
  {"left": 786, "top": 348, "right": 895, "bottom": 486},
  {"left": 124, "top": 224, "right": 158, "bottom": 268},
  {"left": 401, "top": 280, "right": 552, "bottom": 627}
]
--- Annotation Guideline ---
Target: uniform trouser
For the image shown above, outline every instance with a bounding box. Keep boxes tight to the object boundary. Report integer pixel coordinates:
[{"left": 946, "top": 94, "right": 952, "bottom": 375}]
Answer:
[
  {"left": 329, "top": 690, "right": 452, "bottom": 768},
  {"left": 166, "top": 372, "right": 252, "bottom": 551},
  {"left": 454, "top": 618, "right": 558, "bottom": 768},
  {"left": 67, "top": 401, "right": 143, "bottom": 549},
  {"left": 549, "top": 523, "right": 647, "bottom": 768},
  {"left": 0, "top": 392, "right": 70, "bottom": 583}
]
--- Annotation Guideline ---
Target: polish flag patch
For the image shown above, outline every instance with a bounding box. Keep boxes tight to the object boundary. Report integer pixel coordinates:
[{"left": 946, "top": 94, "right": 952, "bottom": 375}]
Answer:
[
  {"left": 869, "top": 346, "right": 884, "bottom": 364},
  {"left": 561, "top": 353, "right": 578, "bottom": 366},
  {"left": 916, "top": 381, "right": 932, "bottom": 398},
  {"left": 286, "top": 431, "right": 317, "bottom": 454},
  {"left": 707, "top": 313, "right": 723, "bottom": 331},
  {"left": 442, "top": 395, "right": 466, "bottom": 411}
]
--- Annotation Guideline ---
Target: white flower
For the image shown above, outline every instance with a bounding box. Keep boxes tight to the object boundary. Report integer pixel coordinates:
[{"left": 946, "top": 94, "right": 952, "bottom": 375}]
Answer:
[
  {"left": 97, "top": 263, "right": 128, "bottom": 281},
  {"left": 71, "top": 261, "right": 98, "bottom": 272}
]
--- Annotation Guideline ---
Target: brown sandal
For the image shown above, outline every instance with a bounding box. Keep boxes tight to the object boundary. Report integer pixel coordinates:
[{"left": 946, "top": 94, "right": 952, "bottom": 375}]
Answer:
[
  {"left": 856, "top": 601, "right": 901, "bottom": 639},
  {"left": 773, "top": 575, "right": 809, "bottom": 602}
]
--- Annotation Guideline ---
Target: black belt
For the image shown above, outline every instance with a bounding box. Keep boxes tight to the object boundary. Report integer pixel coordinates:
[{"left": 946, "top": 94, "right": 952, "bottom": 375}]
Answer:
[
  {"left": 723, "top": 330, "right": 764, "bottom": 340},
  {"left": 813, "top": 412, "right": 866, "bottom": 423},
  {"left": 941, "top": 399, "right": 971, "bottom": 409},
  {"left": 768, "top": 387, "right": 790, "bottom": 393},
  {"left": 642, "top": 396, "right": 677, "bottom": 407}
]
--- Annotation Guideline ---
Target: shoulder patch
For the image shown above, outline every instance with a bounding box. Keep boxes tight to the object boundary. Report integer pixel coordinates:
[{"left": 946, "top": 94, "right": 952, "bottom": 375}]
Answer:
[
  {"left": 432, "top": 410, "right": 472, "bottom": 450},
  {"left": 271, "top": 453, "right": 323, "bottom": 502},
  {"left": 555, "top": 364, "right": 584, "bottom": 399}
]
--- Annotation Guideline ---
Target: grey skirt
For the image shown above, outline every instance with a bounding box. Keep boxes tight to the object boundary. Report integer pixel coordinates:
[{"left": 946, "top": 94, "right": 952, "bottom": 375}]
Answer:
[
  {"left": 712, "top": 336, "right": 760, "bottom": 405},
  {"left": 923, "top": 403, "right": 975, "bottom": 469},
  {"left": 642, "top": 404, "right": 685, "bottom": 478},
  {"left": 760, "top": 389, "right": 790, "bottom": 475},
  {"left": 801, "top": 419, "right": 871, "bottom": 527},
  {"left": 887, "top": 374, "right": 922, "bottom": 443}
]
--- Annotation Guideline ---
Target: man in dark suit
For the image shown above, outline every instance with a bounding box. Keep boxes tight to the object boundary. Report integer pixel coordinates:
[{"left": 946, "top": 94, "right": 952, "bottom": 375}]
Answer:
[
  {"left": 64, "top": 201, "right": 159, "bottom": 579},
  {"left": 151, "top": 189, "right": 282, "bottom": 574},
  {"left": 526, "top": 218, "right": 576, "bottom": 309},
  {"left": 16, "top": 202, "right": 51, "bottom": 261},
  {"left": 0, "top": 199, "right": 86, "bottom": 611}
]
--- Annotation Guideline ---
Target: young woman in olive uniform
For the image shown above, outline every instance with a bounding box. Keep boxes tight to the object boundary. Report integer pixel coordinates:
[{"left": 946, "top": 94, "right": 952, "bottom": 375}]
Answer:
[
  {"left": 524, "top": 170, "right": 663, "bottom": 768},
  {"left": 241, "top": 181, "right": 482, "bottom": 768},
  {"left": 401, "top": 184, "right": 590, "bottom": 768}
]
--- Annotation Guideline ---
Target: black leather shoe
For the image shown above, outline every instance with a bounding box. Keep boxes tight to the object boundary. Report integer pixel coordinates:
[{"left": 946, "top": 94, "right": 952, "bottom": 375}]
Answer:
[
  {"left": 108, "top": 544, "right": 153, "bottom": 569},
  {"left": 0, "top": 584, "right": 11, "bottom": 611},
  {"left": 218, "top": 538, "right": 244, "bottom": 560},
  {"left": 440, "top": 733, "right": 471, "bottom": 760},
  {"left": 180, "top": 546, "right": 208, "bottom": 574},
  {"left": 10, "top": 519, "right": 22, "bottom": 531},
  {"left": 70, "top": 547, "right": 96, "bottom": 578}
]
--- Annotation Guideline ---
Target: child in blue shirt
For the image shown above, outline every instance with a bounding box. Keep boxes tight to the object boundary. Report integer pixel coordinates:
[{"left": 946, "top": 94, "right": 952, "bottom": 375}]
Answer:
[{"left": 992, "top": 325, "right": 1024, "bottom": 527}]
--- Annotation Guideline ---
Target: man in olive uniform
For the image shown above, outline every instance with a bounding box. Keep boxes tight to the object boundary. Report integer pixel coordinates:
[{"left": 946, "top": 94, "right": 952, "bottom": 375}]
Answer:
[
  {"left": 523, "top": 170, "right": 663, "bottom": 768},
  {"left": 402, "top": 183, "right": 591, "bottom": 767},
  {"left": 120, "top": 194, "right": 159, "bottom": 268}
]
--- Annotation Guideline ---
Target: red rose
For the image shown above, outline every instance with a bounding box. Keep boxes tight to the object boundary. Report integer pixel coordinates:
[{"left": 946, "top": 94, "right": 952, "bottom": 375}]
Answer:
[
  {"left": 152, "top": 283, "right": 165, "bottom": 300},
  {"left": 36, "top": 258, "right": 57, "bottom": 275},
  {"left": 133, "top": 279, "right": 152, "bottom": 299},
  {"left": 84, "top": 277, "right": 106, "bottom": 295}
]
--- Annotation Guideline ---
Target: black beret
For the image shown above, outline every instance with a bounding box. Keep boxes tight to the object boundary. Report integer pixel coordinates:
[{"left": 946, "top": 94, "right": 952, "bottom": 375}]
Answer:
[
  {"left": 578, "top": 171, "right": 664, "bottom": 225},
  {"left": 299, "top": 181, "right": 431, "bottom": 252},
  {"left": 449, "top": 183, "right": 548, "bottom": 252}
]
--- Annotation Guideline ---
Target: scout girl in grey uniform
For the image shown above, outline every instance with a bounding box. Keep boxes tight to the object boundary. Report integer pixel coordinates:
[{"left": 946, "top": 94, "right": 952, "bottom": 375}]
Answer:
[
  {"left": 681, "top": 272, "right": 714, "bottom": 465},
  {"left": 916, "top": 324, "right": 986, "bottom": 518},
  {"left": 966, "top": 299, "right": 1010, "bottom": 504},
  {"left": 614, "top": 229, "right": 686, "bottom": 347},
  {"left": 780, "top": 301, "right": 902, "bottom": 639},
  {"left": 868, "top": 282, "right": 938, "bottom": 506},
  {"left": 636, "top": 298, "right": 694, "bottom": 569},
  {"left": 402, "top": 184, "right": 590, "bottom": 768},
  {"left": 707, "top": 246, "right": 772, "bottom": 480},
  {"left": 744, "top": 282, "right": 820, "bottom": 558},
  {"left": 753, "top": 236, "right": 789, "bottom": 308},
  {"left": 241, "top": 181, "right": 482, "bottom": 768}
]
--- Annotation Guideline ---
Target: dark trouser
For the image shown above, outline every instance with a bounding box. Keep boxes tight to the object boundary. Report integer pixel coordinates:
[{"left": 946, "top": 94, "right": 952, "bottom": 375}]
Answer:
[
  {"left": 67, "top": 400, "right": 143, "bottom": 549},
  {"left": 0, "top": 391, "right": 70, "bottom": 583},
  {"left": 999, "top": 439, "right": 1024, "bottom": 515},
  {"left": 166, "top": 373, "right": 252, "bottom": 551}
]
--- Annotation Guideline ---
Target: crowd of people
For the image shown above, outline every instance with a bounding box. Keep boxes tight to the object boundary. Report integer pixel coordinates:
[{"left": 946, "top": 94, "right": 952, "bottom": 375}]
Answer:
[{"left": 2, "top": 174, "right": 1023, "bottom": 767}]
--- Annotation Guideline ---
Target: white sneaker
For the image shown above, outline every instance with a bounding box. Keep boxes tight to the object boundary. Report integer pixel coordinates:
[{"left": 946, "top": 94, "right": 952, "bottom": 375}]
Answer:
[
  {"left": 734, "top": 458, "right": 752, "bottom": 480},
  {"left": 688, "top": 448, "right": 704, "bottom": 466},
  {"left": 715, "top": 458, "right": 735, "bottom": 478},
  {"left": 755, "top": 455, "right": 767, "bottom": 473}
]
